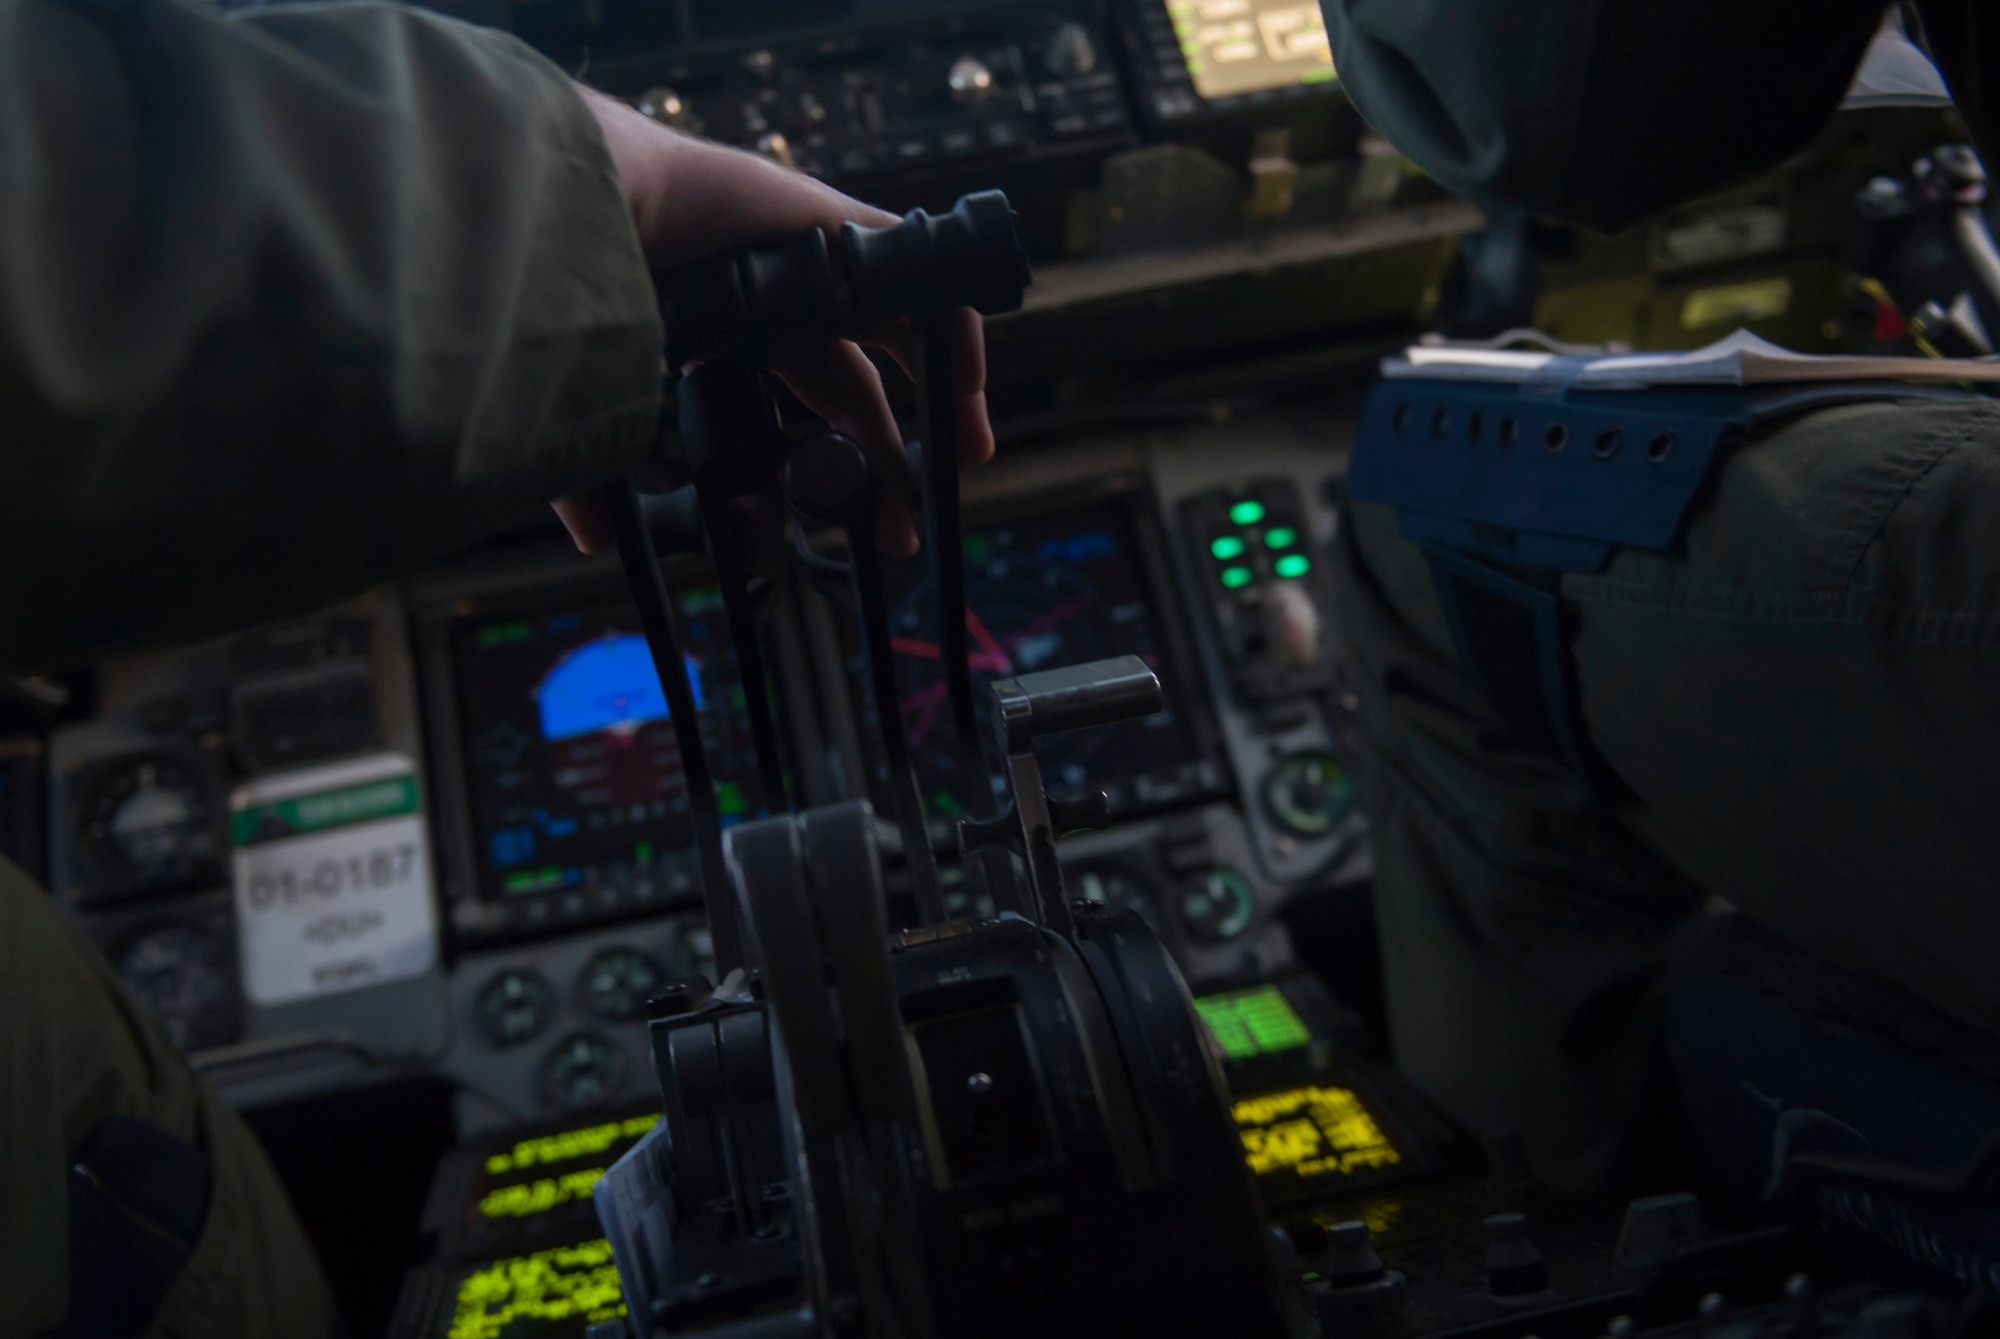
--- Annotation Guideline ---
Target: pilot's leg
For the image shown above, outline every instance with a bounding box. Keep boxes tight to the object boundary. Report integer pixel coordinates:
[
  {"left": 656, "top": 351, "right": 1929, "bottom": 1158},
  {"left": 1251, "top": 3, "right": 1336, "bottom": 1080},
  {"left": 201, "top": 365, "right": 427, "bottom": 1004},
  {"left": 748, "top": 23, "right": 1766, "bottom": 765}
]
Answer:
[
  {"left": 1333, "top": 497, "right": 1706, "bottom": 1198},
  {"left": 1569, "top": 398, "right": 2000, "bottom": 1035},
  {"left": 0, "top": 857, "right": 338, "bottom": 1339},
  {"left": 1333, "top": 396, "right": 2000, "bottom": 1198}
]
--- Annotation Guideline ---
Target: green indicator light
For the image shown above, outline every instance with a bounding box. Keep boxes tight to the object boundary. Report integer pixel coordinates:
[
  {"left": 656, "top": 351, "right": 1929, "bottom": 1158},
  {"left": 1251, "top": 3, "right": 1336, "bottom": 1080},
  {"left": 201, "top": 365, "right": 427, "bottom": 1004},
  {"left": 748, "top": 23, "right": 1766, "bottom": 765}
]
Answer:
[
  {"left": 1220, "top": 566, "right": 1253, "bottom": 590},
  {"left": 1228, "top": 499, "right": 1266, "bottom": 526},
  {"left": 1264, "top": 526, "right": 1298, "bottom": 549},
  {"left": 715, "top": 782, "right": 748, "bottom": 816},
  {"left": 502, "top": 866, "right": 568, "bottom": 895},
  {"left": 635, "top": 841, "right": 654, "bottom": 864},
  {"left": 1210, "top": 535, "right": 1246, "bottom": 560},
  {"left": 1275, "top": 554, "right": 1312, "bottom": 579},
  {"left": 476, "top": 621, "right": 532, "bottom": 649}
]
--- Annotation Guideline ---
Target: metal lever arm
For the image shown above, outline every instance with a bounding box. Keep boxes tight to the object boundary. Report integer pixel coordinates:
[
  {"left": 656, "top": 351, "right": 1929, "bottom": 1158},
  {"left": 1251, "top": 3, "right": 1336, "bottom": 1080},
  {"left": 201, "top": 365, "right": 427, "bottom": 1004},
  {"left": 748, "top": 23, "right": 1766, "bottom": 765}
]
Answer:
[
  {"left": 600, "top": 478, "right": 746, "bottom": 974},
  {"left": 677, "top": 363, "right": 795, "bottom": 817},
  {"left": 963, "top": 655, "right": 1163, "bottom": 934},
  {"left": 841, "top": 193, "right": 1031, "bottom": 804},
  {"left": 785, "top": 432, "right": 947, "bottom": 924}
]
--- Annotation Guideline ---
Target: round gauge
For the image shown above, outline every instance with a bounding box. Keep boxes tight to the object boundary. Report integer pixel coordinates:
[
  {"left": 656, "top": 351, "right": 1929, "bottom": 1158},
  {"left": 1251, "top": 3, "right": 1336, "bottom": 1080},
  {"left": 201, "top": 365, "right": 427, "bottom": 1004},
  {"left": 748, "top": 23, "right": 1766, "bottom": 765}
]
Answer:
[
  {"left": 542, "top": 1031, "right": 622, "bottom": 1108},
  {"left": 1179, "top": 867, "right": 1257, "bottom": 943},
  {"left": 1073, "top": 868, "right": 1161, "bottom": 934},
  {"left": 581, "top": 946, "right": 668, "bottom": 1021},
  {"left": 1261, "top": 750, "right": 1357, "bottom": 840},
  {"left": 115, "top": 924, "right": 237, "bottom": 1053},
  {"left": 476, "top": 968, "right": 556, "bottom": 1048},
  {"left": 77, "top": 754, "right": 216, "bottom": 884}
]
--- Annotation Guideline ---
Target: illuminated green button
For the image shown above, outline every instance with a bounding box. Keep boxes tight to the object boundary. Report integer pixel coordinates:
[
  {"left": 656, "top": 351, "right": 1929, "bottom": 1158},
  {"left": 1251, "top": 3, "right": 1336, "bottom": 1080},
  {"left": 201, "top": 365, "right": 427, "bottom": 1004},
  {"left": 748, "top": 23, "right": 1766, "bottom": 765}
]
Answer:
[
  {"left": 1210, "top": 535, "right": 1246, "bottom": 560},
  {"left": 1274, "top": 553, "right": 1312, "bottom": 579},
  {"left": 1264, "top": 526, "right": 1298, "bottom": 549},
  {"left": 1220, "top": 566, "right": 1253, "bottom": 590},
  {"left": 1228, "top": 499, "right": 1266, "bottom": 526}
]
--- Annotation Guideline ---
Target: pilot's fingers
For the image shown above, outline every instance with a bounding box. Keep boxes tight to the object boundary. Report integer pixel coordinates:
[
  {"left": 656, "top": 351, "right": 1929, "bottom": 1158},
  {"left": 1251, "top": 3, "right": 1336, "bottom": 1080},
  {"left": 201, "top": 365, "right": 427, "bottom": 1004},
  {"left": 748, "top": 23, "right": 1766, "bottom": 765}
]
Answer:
[
  {"left": 940, "top": 306, "right": 993, "bottom": 465},
  {"left": 768, "top": 336, "right": 920, "bottom": 558},
  {"left": 553, "top": 494, "right": 613, "bottom": 555},
  {"left": 866, "top": 306, "right": 994, "bottom": 466}
]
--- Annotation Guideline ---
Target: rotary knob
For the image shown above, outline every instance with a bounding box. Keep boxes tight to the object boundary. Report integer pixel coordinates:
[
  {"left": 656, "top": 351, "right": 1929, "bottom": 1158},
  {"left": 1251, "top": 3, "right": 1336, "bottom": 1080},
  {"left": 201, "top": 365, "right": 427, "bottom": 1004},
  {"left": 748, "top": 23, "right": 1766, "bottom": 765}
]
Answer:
[
  {"left": 636, "top": 86, "right": 695, "bottom": 131},
  {"left": 1262, "top": 580, "right": 1322, "bottom": 672},
  {"left": 1044, "top": 21, "right": 1097, "bottom": 77},
  {"left": 1483, "top": 1213, "right": 1548, "bottom": 1298},
  {"left": 948, "top": 54, "right": 995, "bottom": 103},
  {"left": 1315, "top": 1221, "right": 1414, "bottom": 1339}
]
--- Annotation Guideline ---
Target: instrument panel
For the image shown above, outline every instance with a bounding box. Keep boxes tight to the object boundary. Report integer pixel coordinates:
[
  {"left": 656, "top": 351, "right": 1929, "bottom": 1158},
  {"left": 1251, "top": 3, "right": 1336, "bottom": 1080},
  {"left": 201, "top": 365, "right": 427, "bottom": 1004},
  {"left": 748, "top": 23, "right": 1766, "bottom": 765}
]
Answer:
[
  {"left": 43, "top": 410, "right": 1366, "bottom": 1131},
  {"left": 864, "top": 486, "right": 1227, "bottom": 825}
]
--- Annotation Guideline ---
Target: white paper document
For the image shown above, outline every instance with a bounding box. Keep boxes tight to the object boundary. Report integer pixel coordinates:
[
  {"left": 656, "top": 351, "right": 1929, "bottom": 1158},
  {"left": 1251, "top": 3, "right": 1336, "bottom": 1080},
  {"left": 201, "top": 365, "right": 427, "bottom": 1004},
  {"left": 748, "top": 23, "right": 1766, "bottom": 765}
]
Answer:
[{"left": 1382, "top": 329, "right": 2000, "bottom": 389}]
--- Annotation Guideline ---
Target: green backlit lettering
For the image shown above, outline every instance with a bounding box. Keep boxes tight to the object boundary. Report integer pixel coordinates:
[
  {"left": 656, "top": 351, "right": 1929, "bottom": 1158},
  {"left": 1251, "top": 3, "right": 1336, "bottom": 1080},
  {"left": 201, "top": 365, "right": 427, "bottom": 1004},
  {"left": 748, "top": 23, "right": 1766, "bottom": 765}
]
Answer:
[{"left": 1194, "top": 985, "right": 1313, "bottom": 1059}]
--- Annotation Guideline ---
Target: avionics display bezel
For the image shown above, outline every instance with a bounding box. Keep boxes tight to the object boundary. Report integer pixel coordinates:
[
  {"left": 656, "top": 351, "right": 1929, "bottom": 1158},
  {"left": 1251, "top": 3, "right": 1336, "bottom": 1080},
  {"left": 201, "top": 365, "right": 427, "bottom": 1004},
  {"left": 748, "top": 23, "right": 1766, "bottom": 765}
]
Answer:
[
  {"left": 1122, "top": 0, "right": 1346, "bottom": 127},
  {"left": 414, "top": 556, "right": 767, "bottom": 951},
  {"left": 846, "top": 477, "right": 1232, "bottom": 830},
  {"left": 1168, "top": 0, "right": 1334, "bottom": 102}
]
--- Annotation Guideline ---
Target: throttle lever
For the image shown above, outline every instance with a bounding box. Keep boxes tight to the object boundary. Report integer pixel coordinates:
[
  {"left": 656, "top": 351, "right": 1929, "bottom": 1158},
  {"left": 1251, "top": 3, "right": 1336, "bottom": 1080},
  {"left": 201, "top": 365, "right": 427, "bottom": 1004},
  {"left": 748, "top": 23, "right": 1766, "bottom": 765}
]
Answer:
[
  {"left": 677, "top": 364, "right": 793, "bottom": 816},
  {"left": 598, "top": 478, "right": 746, "bottom": 973},
  {"left": 639, "top": 485, "right": 705, "bottom": 554},
  {"left": 959, "top": 655, "right": 1162, "bottom": 934},
  {"left": 841, "top": 194, "right": 1028, "bottom": 774},
  {"left": 784, "top": 431, "right": 948, "bottom": 924},
  {"left": 844, "top": 192, "right": 1032, "bottom": 924}
]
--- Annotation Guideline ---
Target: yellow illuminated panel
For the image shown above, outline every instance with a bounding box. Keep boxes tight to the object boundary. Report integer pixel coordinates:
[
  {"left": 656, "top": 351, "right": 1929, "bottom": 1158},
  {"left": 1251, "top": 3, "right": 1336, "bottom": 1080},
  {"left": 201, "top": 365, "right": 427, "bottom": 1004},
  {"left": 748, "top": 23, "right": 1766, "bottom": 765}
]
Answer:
[
  {"left": 448, "top": 1238, "right": 626, "bottom": 1339},
  {"left": 478, "top": 1168, "right": 607, "bottom": 1221},
  {"left": 1168, "top": 0, "right": 1335, "bottom": 101},
  {"left": 485, "top": 1114, "right": 658, "bottom": 1176},
  {"left": 1680, "top": 276, "right": 1792, "bottom": 331},
  {"left": 1233, "top": 1085, "right": 1402, "bottom": 1180}
]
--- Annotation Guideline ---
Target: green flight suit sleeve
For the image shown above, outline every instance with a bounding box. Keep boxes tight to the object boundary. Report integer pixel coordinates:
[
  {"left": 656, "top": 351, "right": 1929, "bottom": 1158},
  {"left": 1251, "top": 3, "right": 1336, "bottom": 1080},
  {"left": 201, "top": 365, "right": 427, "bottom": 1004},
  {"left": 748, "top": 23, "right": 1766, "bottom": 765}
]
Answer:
[
  {"left": 0, "top": 0, "right": 665, "bottom": 673},
  {"left": 0, "top": 858, "right": 339, "bottom": 1339}
]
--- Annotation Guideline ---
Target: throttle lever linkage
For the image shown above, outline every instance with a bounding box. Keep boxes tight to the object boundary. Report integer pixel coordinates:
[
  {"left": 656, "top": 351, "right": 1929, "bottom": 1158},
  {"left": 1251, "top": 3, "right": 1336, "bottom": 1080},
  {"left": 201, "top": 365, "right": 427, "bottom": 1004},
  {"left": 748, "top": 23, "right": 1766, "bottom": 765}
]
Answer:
[
  {"left": 637, "top": 191, "right": 1031, "bottom": 928},
  {"left": 591, "top": 192, "right": 1286, "bottom": 1339},
  {"left": 783, "top": 429, "right": 947, "bottom": 922}
]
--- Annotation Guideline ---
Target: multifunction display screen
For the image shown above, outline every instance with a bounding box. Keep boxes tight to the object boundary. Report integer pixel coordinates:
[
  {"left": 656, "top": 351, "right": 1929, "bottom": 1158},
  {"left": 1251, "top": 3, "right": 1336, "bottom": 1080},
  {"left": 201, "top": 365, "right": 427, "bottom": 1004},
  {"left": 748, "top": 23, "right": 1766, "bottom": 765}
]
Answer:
[
  {"left": 1165, "top": 0, "right": 1335, "bottom": 100},
  {"left": 870, "top": 499, "right": 1219, "bottom": 822},
  {"left": 449, "top": 589, "right": 766, "bottom": 904}
]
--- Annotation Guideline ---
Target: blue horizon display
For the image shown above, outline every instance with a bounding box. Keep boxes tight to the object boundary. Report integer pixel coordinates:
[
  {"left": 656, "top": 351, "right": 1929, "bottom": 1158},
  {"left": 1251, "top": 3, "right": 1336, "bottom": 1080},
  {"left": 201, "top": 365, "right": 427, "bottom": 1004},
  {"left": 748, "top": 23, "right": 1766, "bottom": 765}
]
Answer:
[{"left": 536, "top": 635, "right": 702, "bottom": 741}]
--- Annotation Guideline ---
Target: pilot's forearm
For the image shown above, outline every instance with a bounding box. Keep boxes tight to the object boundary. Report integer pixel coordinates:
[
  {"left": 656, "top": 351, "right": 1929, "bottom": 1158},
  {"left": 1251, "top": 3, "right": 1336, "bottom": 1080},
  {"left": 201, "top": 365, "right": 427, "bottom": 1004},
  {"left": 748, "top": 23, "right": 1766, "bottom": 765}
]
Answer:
[{"left": 0, "top": 0, "right": 663, "bottom": 671}]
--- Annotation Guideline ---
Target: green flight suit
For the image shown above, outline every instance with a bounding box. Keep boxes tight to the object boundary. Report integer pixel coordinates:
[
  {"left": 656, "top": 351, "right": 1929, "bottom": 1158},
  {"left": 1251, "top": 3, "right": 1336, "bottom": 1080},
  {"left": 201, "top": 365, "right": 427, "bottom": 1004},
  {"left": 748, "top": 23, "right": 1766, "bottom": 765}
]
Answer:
[
  {"left": 1320, "top": 0, "right": 2000, "bottom": 1194},
  {"left": 0, "top": 0, "right": 664, "bottom": 1333}
]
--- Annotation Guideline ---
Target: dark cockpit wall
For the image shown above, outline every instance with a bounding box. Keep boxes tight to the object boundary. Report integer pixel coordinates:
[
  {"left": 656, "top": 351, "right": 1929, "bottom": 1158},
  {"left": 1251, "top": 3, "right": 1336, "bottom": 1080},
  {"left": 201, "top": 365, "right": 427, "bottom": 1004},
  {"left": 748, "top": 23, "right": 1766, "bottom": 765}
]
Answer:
[{"left": 12, "top": 2, "right": 1993, "bottom": 1336}]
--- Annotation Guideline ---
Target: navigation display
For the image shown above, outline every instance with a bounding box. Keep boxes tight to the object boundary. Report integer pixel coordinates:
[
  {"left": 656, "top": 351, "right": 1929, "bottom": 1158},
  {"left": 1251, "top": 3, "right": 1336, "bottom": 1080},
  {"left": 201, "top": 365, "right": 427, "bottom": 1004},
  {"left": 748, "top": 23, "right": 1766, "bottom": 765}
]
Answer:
[
  {"left": 868, "top": 499, "right": 1220, "bottom": 822},
  {"left": 448, "top": 589, "right": 767, "bottom": 904},
  {"left": 1166, "top": 0, "right": 1335, "bottom": 100}
]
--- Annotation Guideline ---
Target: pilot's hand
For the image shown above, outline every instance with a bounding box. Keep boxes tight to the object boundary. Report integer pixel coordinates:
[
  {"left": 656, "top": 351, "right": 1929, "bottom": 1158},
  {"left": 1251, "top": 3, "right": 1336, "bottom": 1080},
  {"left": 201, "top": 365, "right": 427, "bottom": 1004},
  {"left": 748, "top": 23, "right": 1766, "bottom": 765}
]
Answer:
[{"left": 552, "top": 85, "right": 994, "bottom": 559}]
